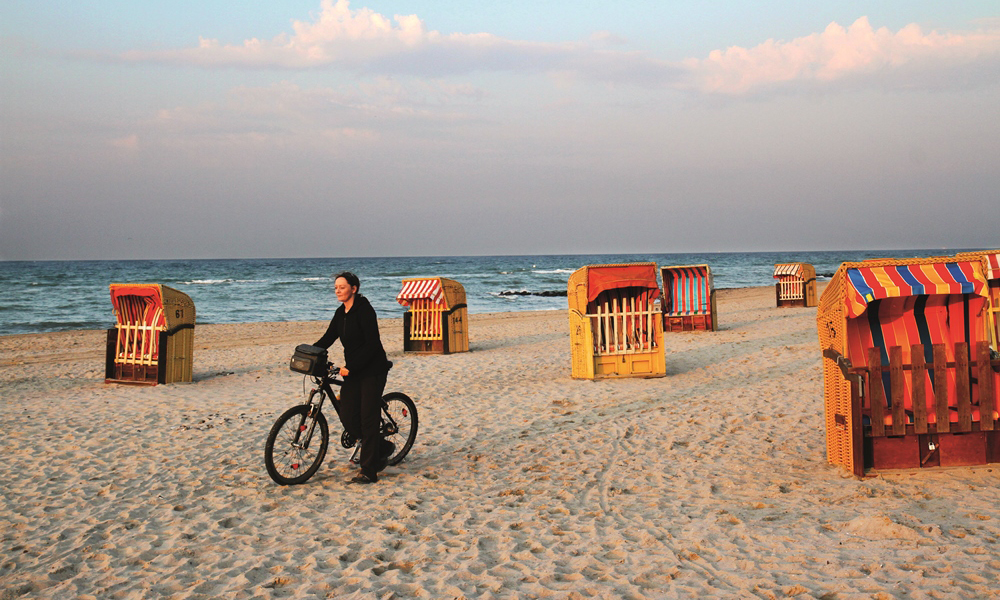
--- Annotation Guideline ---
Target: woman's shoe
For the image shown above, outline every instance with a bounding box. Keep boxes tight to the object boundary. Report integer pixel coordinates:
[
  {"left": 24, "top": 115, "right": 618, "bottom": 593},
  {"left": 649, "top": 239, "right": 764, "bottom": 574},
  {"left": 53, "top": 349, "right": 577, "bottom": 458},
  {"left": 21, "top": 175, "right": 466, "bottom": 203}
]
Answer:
[{"left": 349, "top": 472, "right": 377, "bottom": 484}]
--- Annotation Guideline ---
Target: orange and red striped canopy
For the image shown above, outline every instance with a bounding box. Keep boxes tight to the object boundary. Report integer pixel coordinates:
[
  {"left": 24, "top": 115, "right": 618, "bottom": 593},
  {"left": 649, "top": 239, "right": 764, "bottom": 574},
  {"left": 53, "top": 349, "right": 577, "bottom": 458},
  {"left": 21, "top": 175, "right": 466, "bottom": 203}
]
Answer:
[{"left": 844, "top": 261, "right": 987, "bottom": 318}]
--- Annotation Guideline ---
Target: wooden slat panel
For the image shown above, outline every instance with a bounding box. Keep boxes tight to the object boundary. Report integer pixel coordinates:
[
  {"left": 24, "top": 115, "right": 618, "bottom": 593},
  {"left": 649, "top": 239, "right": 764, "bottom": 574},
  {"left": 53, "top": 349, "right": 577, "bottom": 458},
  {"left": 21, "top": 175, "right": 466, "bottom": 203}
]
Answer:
[
  {"left": 979, "top": 341, "right": 996, "bottom": 431},
  {"left": 868, "top": 347, "right": 886, "bottom": 437},
  {"left": 911, "top": 344, "right": 928, "bottom": 434},
  {"left": 956, "top": 342, "right": 972, "bottom": 432},
  {"left": 934, "top": 344, "right": 950, "bottom": 434},
  {"left": 889, "top": 346, "right": 906, "bottom": 436}
]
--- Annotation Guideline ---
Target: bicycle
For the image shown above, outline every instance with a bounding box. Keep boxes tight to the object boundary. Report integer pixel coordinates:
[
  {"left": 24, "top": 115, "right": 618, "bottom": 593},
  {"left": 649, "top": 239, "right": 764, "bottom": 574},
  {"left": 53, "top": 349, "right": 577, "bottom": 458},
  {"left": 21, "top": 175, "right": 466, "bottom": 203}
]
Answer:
[{"left": 264, "top": 345, "right": 418, "bottom": 485}]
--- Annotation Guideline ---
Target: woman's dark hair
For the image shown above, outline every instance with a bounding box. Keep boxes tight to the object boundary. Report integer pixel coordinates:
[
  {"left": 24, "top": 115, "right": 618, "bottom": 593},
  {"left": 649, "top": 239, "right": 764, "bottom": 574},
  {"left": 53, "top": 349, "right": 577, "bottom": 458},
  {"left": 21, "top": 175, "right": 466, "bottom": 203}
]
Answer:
[{"left": 333, "top": 271, "right": 360, "bottom": 290}]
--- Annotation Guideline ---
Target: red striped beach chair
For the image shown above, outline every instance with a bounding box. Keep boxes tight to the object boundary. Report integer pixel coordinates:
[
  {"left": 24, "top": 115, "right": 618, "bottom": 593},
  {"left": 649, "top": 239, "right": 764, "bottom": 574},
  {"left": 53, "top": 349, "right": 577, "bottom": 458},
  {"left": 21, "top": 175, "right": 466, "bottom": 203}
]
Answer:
[
  {"left": 774, "top": 262, "right": 817, "bottom": 307},
  {"left": 105, "top": 284, "right": 195, "bottom": 384},
  {"left": 817, "top": 255, "right": 999, "bottom": 476},
  {"left": 660, "top": 264, "right": 717, "bottom": 332},
  {"left": 397, "top": 277, "right": 468, "bottom": 354}
]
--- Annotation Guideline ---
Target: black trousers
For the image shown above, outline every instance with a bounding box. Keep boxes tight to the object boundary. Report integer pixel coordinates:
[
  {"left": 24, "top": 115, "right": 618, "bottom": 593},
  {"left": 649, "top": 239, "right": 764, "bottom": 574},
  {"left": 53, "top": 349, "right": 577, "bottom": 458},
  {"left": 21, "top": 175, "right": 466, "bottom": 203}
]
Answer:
[{"left": 339, "top": 371, "right": 388, "bottom": 478}]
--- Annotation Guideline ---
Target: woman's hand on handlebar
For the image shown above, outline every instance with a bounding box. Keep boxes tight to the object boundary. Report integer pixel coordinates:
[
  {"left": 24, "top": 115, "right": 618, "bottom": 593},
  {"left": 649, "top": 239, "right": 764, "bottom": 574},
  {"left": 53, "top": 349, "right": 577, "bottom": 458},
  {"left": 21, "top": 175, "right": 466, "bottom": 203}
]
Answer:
[{"left": 339, "top": 367, "right": 349, "bottom": 377}]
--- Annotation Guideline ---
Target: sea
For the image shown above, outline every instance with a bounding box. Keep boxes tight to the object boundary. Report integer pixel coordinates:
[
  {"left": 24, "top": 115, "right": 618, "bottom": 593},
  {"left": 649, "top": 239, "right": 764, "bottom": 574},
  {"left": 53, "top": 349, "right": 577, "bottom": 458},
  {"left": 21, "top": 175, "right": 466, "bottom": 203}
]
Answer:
[{"left": 0, "top": 249, "right": 980, "bottom": 336}]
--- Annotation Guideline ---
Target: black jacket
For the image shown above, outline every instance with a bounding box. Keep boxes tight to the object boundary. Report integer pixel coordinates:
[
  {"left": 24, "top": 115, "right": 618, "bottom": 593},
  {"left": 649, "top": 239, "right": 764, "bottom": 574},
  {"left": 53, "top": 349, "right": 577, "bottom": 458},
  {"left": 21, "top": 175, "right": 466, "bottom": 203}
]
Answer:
[{"left": 314, "top": 294, "right": 389, "bottom": 377}]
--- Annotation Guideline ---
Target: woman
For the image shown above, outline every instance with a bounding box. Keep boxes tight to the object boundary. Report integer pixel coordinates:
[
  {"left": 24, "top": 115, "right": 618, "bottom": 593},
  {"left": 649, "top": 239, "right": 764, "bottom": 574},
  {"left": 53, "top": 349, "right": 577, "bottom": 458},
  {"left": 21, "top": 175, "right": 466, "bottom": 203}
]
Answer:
[{"left": 314, "top": 271, "right": 393, "bottom": 484}]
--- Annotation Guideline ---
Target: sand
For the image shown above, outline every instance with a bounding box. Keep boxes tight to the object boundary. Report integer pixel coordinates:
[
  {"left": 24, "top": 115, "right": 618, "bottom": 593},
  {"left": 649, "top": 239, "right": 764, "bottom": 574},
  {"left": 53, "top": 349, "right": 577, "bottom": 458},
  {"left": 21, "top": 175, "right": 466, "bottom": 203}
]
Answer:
[{"left": 3, "top": 285, "right": 1000, "bottom": 599}]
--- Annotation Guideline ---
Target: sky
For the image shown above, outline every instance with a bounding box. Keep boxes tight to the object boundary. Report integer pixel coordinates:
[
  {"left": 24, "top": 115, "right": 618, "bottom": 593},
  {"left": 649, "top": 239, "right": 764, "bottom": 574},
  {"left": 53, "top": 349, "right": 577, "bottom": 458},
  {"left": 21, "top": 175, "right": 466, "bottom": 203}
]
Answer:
[{"left": 1, "top": 0, "right": 998, "bottom": 260}]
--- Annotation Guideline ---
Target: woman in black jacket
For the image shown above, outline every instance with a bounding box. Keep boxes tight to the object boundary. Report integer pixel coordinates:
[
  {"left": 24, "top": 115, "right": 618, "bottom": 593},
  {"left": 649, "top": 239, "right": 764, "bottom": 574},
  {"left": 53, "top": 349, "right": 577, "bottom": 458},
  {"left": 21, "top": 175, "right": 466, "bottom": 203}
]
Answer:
[{"left": 314, "top": 271, "right": 393, "bottom": 484}]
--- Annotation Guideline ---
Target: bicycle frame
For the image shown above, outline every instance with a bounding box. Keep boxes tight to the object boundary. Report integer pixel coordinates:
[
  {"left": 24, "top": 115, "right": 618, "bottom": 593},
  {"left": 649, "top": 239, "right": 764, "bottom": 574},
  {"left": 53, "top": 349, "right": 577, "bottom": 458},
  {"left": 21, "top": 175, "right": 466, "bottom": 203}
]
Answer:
[{"left": 299, "top": 367, "right": 403, "bottom": 455}]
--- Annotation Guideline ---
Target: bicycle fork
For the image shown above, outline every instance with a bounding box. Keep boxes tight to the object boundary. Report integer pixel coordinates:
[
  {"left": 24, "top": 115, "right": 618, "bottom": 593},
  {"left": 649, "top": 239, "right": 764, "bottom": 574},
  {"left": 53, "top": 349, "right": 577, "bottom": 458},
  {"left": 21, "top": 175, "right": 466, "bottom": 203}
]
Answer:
[{"left": 293, "top": 389, "right": 325, "bottom": 450}]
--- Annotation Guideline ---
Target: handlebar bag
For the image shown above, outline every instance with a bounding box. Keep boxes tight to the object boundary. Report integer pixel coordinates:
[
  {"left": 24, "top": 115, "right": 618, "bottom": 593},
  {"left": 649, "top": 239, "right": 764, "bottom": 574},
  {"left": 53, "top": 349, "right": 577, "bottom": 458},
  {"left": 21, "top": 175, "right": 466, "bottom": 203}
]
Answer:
[{"left": 290, "top": 344, "right": 328, "bottom": 376}]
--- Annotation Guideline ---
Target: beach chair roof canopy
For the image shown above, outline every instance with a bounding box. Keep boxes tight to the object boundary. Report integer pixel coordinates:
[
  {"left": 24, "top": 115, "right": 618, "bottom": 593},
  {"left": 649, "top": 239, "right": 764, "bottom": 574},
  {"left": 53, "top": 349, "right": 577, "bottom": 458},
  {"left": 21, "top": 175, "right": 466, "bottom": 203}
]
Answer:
[
  {"left": 586, "top": 263, "right": 660, "bottom": 303},
  {"left": 844, "top": 261, "right": 987, "bottom": 318},
  {"left": 397, "top": 277, "right": 447, "bottom": 308},
  {"left": 110, "top": 283, "right": 194, "bottom": 329},
  {"left": 110, "top": 284, "right": 167, "bottom": 328},
  {"left": 774, "top": 263, "right": 803, "bottom": 278},
  {"left": 111, "top": 284, "right": 163, "bottom": 305}
]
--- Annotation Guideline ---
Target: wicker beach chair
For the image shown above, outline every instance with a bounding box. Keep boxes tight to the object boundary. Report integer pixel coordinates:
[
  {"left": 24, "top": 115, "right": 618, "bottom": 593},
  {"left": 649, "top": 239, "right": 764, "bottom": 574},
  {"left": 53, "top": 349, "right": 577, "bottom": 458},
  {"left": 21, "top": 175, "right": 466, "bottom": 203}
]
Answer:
[
  {"left": 105, "top": 283, "right": 195, "bottom": 384},
  {"left": 817, "top": 255, "right": 999, "bottom": 476},
  {"left": 660, "top": 264, "right": 717, "bottom": 332},
  {"left": 774, "top": 262, "right": 817, "bottom": 308},
  {"left": 568, "top": 263, "right": 665, "bottom": 379},
  {"left": 397, "top": 277, "right": 469, "bottom": 354}
]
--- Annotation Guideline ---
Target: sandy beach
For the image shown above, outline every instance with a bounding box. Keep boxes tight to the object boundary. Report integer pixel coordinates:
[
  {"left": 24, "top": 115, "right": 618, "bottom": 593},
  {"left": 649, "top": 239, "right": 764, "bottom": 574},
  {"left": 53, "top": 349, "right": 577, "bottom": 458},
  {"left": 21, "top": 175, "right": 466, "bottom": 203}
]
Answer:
[{"left": 4, "top": 285, "right": 1000, "bottom": 599}]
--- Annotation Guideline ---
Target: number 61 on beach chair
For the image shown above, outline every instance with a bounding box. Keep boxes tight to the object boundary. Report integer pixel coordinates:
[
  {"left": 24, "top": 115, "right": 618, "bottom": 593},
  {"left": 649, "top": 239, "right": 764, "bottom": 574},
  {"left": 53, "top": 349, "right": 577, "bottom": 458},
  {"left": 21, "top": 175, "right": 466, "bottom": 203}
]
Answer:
[{"left": 568, "top": 263, "right": 665, "bottom": 379}]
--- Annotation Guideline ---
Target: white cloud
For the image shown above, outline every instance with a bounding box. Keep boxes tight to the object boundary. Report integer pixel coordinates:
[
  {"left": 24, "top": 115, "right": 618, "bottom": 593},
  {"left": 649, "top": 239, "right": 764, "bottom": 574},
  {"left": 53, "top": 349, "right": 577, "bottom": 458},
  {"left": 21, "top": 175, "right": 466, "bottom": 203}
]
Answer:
[
  {"left": 119, "top": 0, "right": 679, "bottom": 82},
  {"left": 118, "top": 2, "right": 1000, "bottom": 96},
  {"left": 683, "top": 16, "right": 1000, "bottom": 94},
  {"left": 122, "top": 0, "right": 479, "bottom": 70}
]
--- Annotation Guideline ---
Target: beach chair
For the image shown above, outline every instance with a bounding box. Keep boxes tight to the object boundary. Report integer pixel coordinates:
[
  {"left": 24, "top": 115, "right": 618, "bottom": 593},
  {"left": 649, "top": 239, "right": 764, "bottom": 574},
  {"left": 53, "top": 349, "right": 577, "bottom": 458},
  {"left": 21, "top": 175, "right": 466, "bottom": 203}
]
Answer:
[
  {"left": 568, "top": 263, "right": 665, "bottom": 379},
  {"left": 774, "top": 263, "right": 817, "bottom": 308},
  {"left": 660, "top": 264, "right": 717, "bottom": 332},
  {"left": 397, "top": 277, "right": 469, "bottom": 354},
  {"left": 817, "top": 255, "right": 999, "bottom": 476},
  {"left": 105, "top": 283, "right": 195, "bottom": 384}
]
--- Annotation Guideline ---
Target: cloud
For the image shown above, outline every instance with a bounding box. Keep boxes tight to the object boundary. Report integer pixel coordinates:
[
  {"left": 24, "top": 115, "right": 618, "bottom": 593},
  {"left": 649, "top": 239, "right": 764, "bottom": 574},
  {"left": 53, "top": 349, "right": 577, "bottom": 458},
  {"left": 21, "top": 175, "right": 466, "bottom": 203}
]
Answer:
[
  {"left": 683, "top": 16, "right": 1000, "bottom": 94},
  {"left": 121, "top": 0, "right": 520, "bottom": 71},
  {"left": 119, "top": 0, "right": 681, "bottom": 82},
  {"left": 117, "top": 2, "right": 1000, "bottom": 95}
]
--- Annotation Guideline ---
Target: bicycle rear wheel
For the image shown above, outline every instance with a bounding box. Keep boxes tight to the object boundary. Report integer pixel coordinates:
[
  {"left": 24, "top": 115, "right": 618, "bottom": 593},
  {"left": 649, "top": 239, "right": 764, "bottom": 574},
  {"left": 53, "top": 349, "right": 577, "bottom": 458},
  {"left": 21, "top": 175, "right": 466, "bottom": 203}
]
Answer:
[
  {"left": 264, "top": 404, "right": 329, "bottom": 485},
  {"left": 381, "top": 392, "right": 417, "bottom": 466}
]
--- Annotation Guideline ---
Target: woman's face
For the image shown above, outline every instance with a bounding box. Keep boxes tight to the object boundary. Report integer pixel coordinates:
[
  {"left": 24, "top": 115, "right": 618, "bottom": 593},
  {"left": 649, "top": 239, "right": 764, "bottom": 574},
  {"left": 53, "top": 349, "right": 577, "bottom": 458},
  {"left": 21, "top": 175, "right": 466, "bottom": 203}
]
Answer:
[{"left": 334, "top": 277, "right": 357, "bottom": 304}]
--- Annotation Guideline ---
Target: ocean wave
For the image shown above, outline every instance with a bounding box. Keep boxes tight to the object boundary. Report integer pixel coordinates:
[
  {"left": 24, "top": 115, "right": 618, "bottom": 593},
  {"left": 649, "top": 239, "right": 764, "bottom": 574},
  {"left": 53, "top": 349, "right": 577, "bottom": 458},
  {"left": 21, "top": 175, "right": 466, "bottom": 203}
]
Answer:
[
  {"left": 180, "top": 279, "right": 231, "bottom": 285},
  {"left": 491, "top": 289, "right": 568, "bottom": 298},
  {"left": 531, "top": 269, "right": 574, "bottom": 274}
]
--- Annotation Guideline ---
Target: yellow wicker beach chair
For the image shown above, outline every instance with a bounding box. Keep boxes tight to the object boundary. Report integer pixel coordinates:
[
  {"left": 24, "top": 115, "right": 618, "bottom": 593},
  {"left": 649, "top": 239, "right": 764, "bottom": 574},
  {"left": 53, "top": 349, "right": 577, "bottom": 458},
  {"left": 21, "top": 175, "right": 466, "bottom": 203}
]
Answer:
[
  {"left": 105, "top": 283, "right": 195, "bottom": 384},
  {"left": 397, "top": 277, "right": 469, "bottom": 354},
  {"left": 568, "top": 263, "right": 665, "bottom": 379},
  {"left": 774, "top": 263, "right": 817, "bottom": 308}
]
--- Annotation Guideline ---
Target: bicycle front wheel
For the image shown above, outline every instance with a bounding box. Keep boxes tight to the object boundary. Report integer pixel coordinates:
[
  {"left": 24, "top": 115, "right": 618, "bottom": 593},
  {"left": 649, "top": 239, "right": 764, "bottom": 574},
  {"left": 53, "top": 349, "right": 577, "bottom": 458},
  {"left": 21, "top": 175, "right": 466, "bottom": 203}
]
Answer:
[
  {"left": 264, "top": 404, "right": 329, "bottom": 485},
  {"left": 381, "top": 392, "right": 418, "bottom": 466}
]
